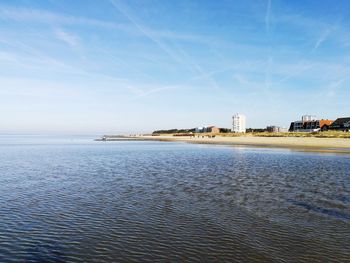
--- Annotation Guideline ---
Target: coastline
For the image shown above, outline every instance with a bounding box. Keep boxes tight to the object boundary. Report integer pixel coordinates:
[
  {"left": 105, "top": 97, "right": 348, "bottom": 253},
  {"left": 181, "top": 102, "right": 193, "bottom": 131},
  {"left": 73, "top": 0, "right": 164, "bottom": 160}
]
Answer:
[{"left": 99, "top": 135, "right": 350, "bottom": 154}]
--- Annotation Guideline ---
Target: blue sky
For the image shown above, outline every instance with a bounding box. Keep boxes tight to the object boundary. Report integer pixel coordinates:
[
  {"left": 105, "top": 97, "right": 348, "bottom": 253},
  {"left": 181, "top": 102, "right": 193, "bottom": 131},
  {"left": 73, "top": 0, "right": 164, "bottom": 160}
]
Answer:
[{"left": 0, "top": 0, "right": 349, "bottom": 134}]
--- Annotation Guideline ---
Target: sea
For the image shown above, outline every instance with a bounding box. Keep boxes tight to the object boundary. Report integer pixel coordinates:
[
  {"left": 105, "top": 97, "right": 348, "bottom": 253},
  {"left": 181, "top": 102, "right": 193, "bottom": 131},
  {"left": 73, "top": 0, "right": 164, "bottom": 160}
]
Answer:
[{"left": 0, "top": 135, "right": 349, "bottom": 262}]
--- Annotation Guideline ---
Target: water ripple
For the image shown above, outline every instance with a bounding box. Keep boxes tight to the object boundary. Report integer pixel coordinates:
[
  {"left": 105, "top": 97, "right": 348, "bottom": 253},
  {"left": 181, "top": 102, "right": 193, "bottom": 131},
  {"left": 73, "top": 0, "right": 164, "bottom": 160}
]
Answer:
[{"left": 0, "top": 140, "right": 349, "bottom": 262}]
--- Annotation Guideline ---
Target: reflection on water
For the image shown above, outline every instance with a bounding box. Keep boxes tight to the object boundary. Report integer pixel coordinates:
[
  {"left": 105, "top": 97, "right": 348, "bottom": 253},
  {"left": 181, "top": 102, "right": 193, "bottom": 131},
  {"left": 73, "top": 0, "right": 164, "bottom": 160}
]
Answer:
[{"left": 0, "top": 136, "right": 349, "bottom": 262}]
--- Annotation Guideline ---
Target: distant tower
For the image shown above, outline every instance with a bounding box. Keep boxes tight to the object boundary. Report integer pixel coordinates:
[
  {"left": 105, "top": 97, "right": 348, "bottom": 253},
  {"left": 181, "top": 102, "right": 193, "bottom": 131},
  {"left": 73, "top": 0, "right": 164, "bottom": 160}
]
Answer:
[
  {"left": 232, "top": 114, "right": 246, "bottom": 133},
  {"left": 302, "top": 115, "right": 316, "bottom": 122}
]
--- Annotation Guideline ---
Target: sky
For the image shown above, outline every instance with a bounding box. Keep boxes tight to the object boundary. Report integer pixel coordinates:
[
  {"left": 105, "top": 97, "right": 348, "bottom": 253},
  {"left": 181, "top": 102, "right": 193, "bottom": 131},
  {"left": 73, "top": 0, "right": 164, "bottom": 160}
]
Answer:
[{"left": 0, "top": 0, "right": 349, "bottom": 134}]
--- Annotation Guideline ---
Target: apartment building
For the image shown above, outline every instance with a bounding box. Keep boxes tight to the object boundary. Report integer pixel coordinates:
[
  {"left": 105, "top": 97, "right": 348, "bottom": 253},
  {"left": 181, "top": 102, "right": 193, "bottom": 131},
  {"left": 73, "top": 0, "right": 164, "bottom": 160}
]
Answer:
[{"left": 232, "top": 114, "right": 246, "bottom": 133}]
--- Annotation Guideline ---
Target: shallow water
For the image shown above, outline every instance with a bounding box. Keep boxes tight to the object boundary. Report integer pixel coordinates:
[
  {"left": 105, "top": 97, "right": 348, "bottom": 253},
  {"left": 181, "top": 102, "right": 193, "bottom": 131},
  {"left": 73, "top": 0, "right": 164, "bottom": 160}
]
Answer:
[{"left": 0, "top": 135, "right": 349, "bottom": 262}]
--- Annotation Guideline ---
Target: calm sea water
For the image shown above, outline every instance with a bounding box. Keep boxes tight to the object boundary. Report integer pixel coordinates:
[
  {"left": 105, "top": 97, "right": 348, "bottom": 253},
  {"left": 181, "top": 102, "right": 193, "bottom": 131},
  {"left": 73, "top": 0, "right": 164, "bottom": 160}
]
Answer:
[{"left": 0, "top": 135, "right": 349, "bottom": 262}]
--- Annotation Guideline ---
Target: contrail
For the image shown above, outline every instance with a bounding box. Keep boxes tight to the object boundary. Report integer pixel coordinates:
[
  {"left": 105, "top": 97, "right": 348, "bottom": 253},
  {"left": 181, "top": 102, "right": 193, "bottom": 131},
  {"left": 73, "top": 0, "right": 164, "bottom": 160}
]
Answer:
[
  {"left": 265, "top": 0, "right": 272, "bottom": 33},
  {"left": 109, "top": 0, "right": 183, "bottom": 64},
  {"left": 313, "top": 29, "right": 331, "bottom": 51}
]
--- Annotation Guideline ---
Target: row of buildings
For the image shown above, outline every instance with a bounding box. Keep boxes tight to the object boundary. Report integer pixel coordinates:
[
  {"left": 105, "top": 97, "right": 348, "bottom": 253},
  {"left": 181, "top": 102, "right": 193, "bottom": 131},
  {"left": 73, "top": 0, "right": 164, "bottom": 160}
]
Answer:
[
  {"left": 231, "top": 114, "right": 289, "bottom": 133},
  {"left": 195, "top": 126, "right": 220, "bottom": 133},
  {"left": 289, "top": 115, "right": 350, "bottom": 132},
  {"left": 195, "top": 114, "right": 247, "bottom": 134},
  {"left": 194, "top": 114, "right": 350, "bottom": 134}
]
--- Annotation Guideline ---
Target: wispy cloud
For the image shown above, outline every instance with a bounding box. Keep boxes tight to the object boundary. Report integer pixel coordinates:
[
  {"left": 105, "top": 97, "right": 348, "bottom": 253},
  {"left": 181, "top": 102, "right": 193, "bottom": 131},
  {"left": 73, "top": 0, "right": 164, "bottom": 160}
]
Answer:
[
  {"left": 274, "top": 14, "right": 323, "bottom": 32},
  {"left": 264, "top": 56, "right": 273, "bottom": 97},
  {"left": 0, "top": 4, "right": 214, "bottom": 46},
  {"left": 0, "top": 41, "right": 95, "bottom": 77},
  {"left": 313, "top": 28, "right": 332, "bottom": 51},
  {"left": 191, "top": 67, "right": 234, "bottom": 82},
  {"left": 325, "top": 78, "right": 345, "bottom": 97},
  {"left": 265, "top": 0, "right": 272, "bottom": 33},
  {"left": 175, "top": 43, "right": 229, "bottom": 94},
  {"left": 0, "top": 77, "right": 81, "bottom": 98},
  {"left": 233, "top": 74, "right": 264, "bottom": 94},
  {"left": 147, "top": 28, "right": 212, "bottom": 44},
  {"left": 109, "top": 0, "right": 184, "bottom": 64},
  {"left": 273, "top": 13, "right": 344, "bottom": 52},
  {"left": 108, "top": 0, "right": 230, "bottom": 96},
  {"left": 273, "top": 62, "right": 315, "bottom": 85},
  {"left": 136, "top": 65, "right": 236, "bottom": 98},
  {"left": 137, "top": 85, "right": 183, "bottom": 97},
  {"left": 54, "top": 28, "right": 79, "bottom": 48},
  {"left": 0, "top": 5, "right": 117, "bottom": 28}
]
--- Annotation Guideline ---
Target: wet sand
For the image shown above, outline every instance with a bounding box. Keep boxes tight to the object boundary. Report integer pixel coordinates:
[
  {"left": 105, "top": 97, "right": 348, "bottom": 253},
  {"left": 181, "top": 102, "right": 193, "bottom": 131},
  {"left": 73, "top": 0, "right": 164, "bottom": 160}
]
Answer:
[{"left": 133, "top": 135, "right": 350, "bottom": 154}]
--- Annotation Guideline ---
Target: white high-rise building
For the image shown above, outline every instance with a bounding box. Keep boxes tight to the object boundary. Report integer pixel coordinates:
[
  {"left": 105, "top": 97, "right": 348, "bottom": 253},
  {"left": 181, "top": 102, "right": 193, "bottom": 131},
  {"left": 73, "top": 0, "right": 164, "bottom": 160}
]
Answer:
[{"left": 232, "top": 114, "right": 246, "bottom": 133}]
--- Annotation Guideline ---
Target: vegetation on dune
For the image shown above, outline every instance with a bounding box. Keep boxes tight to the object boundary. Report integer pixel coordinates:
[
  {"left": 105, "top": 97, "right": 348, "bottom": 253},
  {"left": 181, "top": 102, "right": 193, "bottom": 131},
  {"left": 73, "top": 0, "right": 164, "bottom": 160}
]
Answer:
[
  {"left": 153, "top": 131, "right": 350, "bottom": 138},
  {"left": 311, "top": 131, "right": 350, "bottom": 138},
  {"left": 220, "top": 131, "right": 350, "bottom": 138},
  {"left": 153, "top": 128, "right": 231, "bottom": 135},
  {"left": 152, "top": 128, "right": 195, "bottom": 135}
]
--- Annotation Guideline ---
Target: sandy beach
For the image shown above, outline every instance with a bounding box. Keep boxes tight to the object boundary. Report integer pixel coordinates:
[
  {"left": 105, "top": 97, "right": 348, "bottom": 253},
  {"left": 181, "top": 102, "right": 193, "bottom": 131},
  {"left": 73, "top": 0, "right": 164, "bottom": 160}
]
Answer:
[{"left": 130, "top": 135, "right": 350, "bottom": 153}]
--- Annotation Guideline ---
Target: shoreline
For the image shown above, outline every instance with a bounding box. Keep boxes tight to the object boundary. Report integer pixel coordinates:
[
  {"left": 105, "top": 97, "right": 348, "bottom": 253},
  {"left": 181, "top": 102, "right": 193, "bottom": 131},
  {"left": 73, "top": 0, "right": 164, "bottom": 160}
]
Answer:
[{"left": 98, "top": 135, "right": 350, "bottom": 154}]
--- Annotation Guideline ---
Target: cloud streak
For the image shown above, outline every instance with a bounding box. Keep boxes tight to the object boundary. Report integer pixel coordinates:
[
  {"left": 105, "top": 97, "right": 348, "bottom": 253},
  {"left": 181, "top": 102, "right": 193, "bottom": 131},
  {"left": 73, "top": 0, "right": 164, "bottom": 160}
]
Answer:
[
  {"left": 273, "top": 62, "right": 315, "bottom": 85},
  {"left": 0, "top": 4, "right": 213, "bottom": 46},
  {"left": 265, "top": 0, "right": 272, "bottom": 33},
  {"left": 0, "top": 5, "right": 118, "bottom": 28},
  {"left": 313, "top": 77, "right": 347, "bottom": 99},
  {"left": 108, "top": 0, "right": 230, "bottom": 96},
  {"left": 137, "top": 85, "right": 183, "bottom": 97},
  {"left": 313, "top": 28, "right": 332, "bottom": 51},
  {"left": 109, "top": 0, "right": 186, "bottom": 64},
  {"left": 54, "top": 28, "right": 79, "bottom": 48}
]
